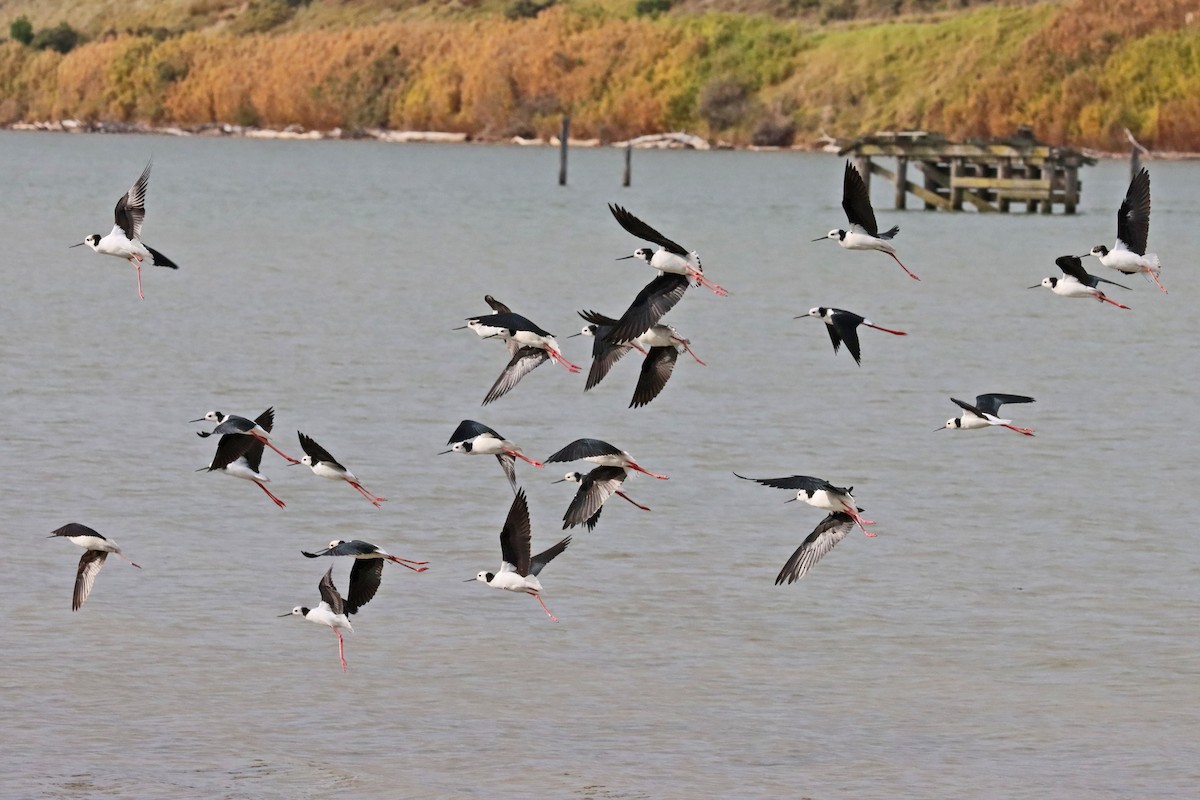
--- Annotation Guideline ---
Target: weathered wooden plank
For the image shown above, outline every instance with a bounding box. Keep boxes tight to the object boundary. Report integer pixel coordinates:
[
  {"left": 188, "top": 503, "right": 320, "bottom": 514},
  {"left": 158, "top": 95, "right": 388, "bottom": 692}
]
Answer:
[
  {"left": 952, "top": 177, "right": 1052, "bottom": 191},
  {"left": 869, "top": 161, "right": 952, "bottom": 210},
  {"left": 916, "top": 161, "right": 997, "bottom": 212}
]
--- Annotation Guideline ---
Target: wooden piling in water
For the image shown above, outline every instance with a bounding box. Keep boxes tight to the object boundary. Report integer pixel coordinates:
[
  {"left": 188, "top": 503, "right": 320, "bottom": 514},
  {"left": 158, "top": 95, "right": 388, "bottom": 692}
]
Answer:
[
  {"left": 623, "top": 144, "right": 631, "bottom": 187},
  {"left": 558, "top": 115, "right": 570, "bottom": 186}
]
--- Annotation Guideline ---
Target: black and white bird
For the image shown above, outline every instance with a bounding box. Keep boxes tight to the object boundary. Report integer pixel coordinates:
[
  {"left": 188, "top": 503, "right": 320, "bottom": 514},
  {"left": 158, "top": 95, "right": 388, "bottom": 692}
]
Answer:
[
  {"left": 302, "top": 540, "right": 427, "bottom": 618},
  {"left": 815, "top": 161, "right": 920, "bottom": 281},
  {"left": 457, "top": 300, "right": 581, "bottom": 404},
  {"left": 554, "top": 467, "right": 651, "bottom": 531},
  {"left": 281, "top": 566, "right": 356, "bottom": 672},
  {"left": 70, "top": 159, "right": 179, "bottom": 299},
  {"left": 603, "top": 273, "right": 692, "bottom": 345},
  {"left": 799, "top": 307, "right": 907, "bottom": 365},
  {"left": 198, "top": 407, "right": 286, "bottom": 508},
  {"left": 775, "top": 512, "right": 857, "bottom": 585},
  {"left": 48, "top": 523, "right": 141, "bottom": 611},
  {"left": 468, "top": 489, "right": 571, "bottom": 622},
  {"left": 609, "top": 203, "right": 728, "bottom": 297},
  {"left": 941, "top": 393, "right": 1035, "bottom": 436},
  {"left": 296, "top": 432, "right": 386, "bottom": 507},
  {"left": 572, "top": 311, "right": 705, "bottom": 407},
  {"left": 192, "top": 409, "right": 301, "bottom": 463},
  {"left": 440, "top": 419, "right": 543, "bottom": 492},
  {"left": 734, "top": 472, "right": 875, "bottom": 536},
  {"left": 1030, "top": 255, "right": 1130, "bottom": 309},
  {"left": 546, "top": 438, "right": 669, "bottom": 480},
  {"left": 1085, "top": 167, "right": 1166, "bottom": 293}
]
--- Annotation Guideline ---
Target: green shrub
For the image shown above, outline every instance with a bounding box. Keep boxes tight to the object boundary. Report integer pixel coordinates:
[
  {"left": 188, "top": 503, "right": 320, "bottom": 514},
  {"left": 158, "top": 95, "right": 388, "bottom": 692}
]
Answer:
[
  {"left": 31, "top": 22, "right": 81, "bottom": 53},
  {"left": 10, "top": 15, "right": 33, "bottom": 45},
  {"left": 505, "top": 0, "right": 555, "bottom": 19},
  {"left": 635, "top": 0, "right": 672, "bottom": 17}
]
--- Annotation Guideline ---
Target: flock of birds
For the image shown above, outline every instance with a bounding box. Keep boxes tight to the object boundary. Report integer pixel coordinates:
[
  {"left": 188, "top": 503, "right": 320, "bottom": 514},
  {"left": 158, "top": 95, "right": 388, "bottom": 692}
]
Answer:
[{"left": 56, "top": 156, "right": 1167, "bottom": 671}]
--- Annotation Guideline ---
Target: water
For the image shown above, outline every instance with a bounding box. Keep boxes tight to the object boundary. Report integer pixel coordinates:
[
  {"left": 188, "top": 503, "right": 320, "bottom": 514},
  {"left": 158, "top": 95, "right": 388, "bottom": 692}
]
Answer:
[{"left": 2, "top": 131, "right": 1198, "bottom": 798}]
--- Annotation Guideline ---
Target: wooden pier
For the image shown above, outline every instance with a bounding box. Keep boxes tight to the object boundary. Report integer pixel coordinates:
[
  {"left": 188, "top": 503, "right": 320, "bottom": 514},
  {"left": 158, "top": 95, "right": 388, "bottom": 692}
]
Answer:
[{"left": 838, "top": 129, "right": 1096, "bottom": 214}]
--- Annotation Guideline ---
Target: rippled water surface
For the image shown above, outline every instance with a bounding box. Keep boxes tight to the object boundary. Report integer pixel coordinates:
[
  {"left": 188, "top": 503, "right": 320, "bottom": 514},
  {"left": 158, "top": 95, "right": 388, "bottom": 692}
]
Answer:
[{"left": 2, "top": 131, "right": 1198, "bottom": 798}]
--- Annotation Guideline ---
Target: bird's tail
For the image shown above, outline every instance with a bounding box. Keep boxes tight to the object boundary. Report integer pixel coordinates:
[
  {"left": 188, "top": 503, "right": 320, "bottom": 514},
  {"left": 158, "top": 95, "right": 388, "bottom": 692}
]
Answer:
[
  {"left": 878, "top": 225, "right": 899, "bottom": 240},
  {"left": 147, "top": 246, "right": 180, "bottom": 270},
  {"left": 1143, "top": 252, "right": 1161, "bottom": 275}
]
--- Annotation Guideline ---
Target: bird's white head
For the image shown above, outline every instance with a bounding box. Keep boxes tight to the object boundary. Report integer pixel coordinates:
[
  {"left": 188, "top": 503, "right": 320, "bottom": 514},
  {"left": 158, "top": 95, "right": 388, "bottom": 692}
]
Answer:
[
  {"left": 199, "top": 411, "right": 224, "bottom": 423},
  {"left": 570, "top": 324, "right": 599, "bottom": 339},
  {"left": 80, "top": 234, "right": 101, "bottom": 250},
  {"left": 617, "top": 247, "right": 654, "bottom": 263},
  {"left": 474, "top": 571, "right": 493, "bottom": 583},
  {"left": 1040, "top": 277, "right": 1057, "bottom": 289},
  {"left": 327, "top": 540, "right": 344, "bottom": 550},
  {"left": 300, "top": 455, "right": 315, "bottom": 467},
  {"left": 553, "top": 471, "right": 583, "bottom": 484},
  {"left": 1088, "top": 245, "right": 1108, "bottom": 257},
  {"left": 451, "top": 441, "right": 470, "bottom": 454},
  {"left": 813, "top": 229, "right": 843, "bottom": 242},
  {"left": 280, "top": 606, "right": 308, "bottom": 618},
  {"left": 943, "top": 417, "right": 963, "bottom": 430}
]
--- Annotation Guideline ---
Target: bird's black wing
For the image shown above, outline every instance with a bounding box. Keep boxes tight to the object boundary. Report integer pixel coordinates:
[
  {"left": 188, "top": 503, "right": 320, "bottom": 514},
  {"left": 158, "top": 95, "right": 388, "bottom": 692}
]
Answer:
[
  {"left": 50, "top": 522, "right": 102, "bottom": 539},
  {"left": 608, "top": 203, "right": 689, "bottom": 256},
  {"left": 775, "top": 512, "right": 855, "bottom": 585},
  {"left": 1117, "top": 168, "right": 1151, "bottom": 256},
  {"left": 733, "top": 473, "right": 837, "bottom": 493},
  {"left": 546, "top": 438, "right": 623, "bottom": 463},
  {"left": 563, "top": 466, "right": 627, "bottom": 528},
  {"left": 630, "top": 346, "right": 679, "bottom": 408},
  {"left": 500, "top": 488, "right": 533, "bottom": 577},
  {"left": 207, "top": 432, "right": 256, "bottom": 472},
  {"left": 530, "top": 536, "right": 571, "bottom": 577},
  {"left": 114, "top": 159, "right": 152, "bottom": 241},
  {"left": 830, "top": 311, "right": 865, "bottom": 366},
  {"left": 585, "top": 336, "right": 632, "bottom": 392},
  {"left": 318, "top": 566, "right": 345, "bottom": 617},
  {"left": 447, "top": 419, "right": 502, "bottom": 444},
  {"left": 254, "top": 407, "right": 275, "bottom": 433},
  {"left": 578, "top": 309, "right": 621, "bottom": 327},
  {"left": 605, "top": 273, "right": 690, "bottom": 345},
  {"left": 73, "top": 550, "right": 108, "bottom": 611},
  {"left": 297, "top": 431, "right": 345, "bottom": 470},
  {"left": 344, "top": 558, "right": 383, "bottom": 615},
  {"left": 495, "top": 453, "right": 518, "bottom": 493},
  {"left": 841, "top": 160, "right": 879, "bottom": 236},
  {"left": 484, "top": 294, "right": 512, "bottom": 314},
  {"left": 482, "top": 347, "right": 548, "bottom": 405},
  {"left": 950, "top": 397, "right": 985, "bottom": 419},
  {"left": 466, "top": 311, "right": 551, "bottom": 338},
  {"left": 974, "top": 394, "right": 1035, "bottom": 416}
]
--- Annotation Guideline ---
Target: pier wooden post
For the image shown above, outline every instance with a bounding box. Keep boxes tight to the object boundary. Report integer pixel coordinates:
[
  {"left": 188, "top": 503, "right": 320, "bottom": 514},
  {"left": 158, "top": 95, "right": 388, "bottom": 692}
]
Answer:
[
  {"left": 558, "top": 115, "right": 570, "bottom": 186},
  {"left": 894, "top": 157, "right": 908, "bottom": 210},
  {"left": 923, "top": 161, "right": 940, "bottom": 210},
  {"left": 1063, "top": 163, "right": 1079, "bottom": 214},
  {"left": 997, "top": 160, "right": 1012, "bottom": 212},
  {"left": 949, "top": 158, "right": 964, "bottom": 211},
  {"left": 854, "top": 156, "right": 871, "bottom": 194},
  {"left": 623, "top": 143, "right": 631, "bottom": 187},
  {"left": 1039, "top": 165, "right": 1052, "bottom": 214}
]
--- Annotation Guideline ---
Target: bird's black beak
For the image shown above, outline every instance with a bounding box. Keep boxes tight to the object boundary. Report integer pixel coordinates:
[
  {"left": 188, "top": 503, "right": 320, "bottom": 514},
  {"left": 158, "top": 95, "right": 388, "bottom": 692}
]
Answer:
[
  {"left": 452, "top": 325, "right": 468, "bottom": 330},
  {"left": 69, "top": 242, "right": 86, "bottom": 248},
  {"left": 552, "top": 478, "right": 567, "bottom": 484},
  {"left": 616, "top": 255, "right": 635, "bottom": 261},
  {"left": 784, "top": 497, "right": 797, "bottom": 503},
  {"left": 277, "top": 612, "right": 293, "bottom": 617},
  {"left": 188, "top": 417, "right": 206, "bottom": 423},
  {"left": 194, "top": 466, "right": 209, "bottom": 472},
  {"left": 1026, "top": 284, "right": 1042, "bottom": 289},
  {"left": 438, "top": 449, "right": 453, "bottom": 455},
  {"left": 810, "top": 236, "right": 827, "bottom": 243},
  {"left": 462, "top": 577, "right": 476, "bottom": 582},
  {"left": 285, "top": 461, "right": 302, "bottom": 467},
  {"left": 567, "top": 332, "right": 583, "bottom": 338},
  {"left": 934, "top": 426, "right": 945, "bottom": 432}
]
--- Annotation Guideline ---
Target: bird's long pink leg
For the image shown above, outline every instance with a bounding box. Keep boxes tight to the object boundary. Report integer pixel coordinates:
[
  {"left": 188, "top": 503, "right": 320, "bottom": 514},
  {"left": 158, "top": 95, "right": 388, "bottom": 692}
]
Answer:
[
  {"left": 689, "top": 267, "right": 728, "bottom": 296},
  {"left": 116, "top": 553, "right": 143, "bottom": 569},
  {"left": 864, "top": 322, "right": 907, "bottom": 336},
  {"left": 1002, "top": 424, "right": 1035, "bottom": 436},
  {"left": 545, "top": 347, "right": 582, "bottom": 373},
  {"left": 254, "top": 435, "right": 301, "bottom": 464},
  {"left": 129, "top": 257, "right": 145, "bottom": 300},
  {"left": 627, "top": 461, "right": 669, "bottom": 480},
  {"left": 678, "top": 340, "right": 706, "bottom": 366},
  {"left": 349, "top": 481, "right": 386, "bottom": 507},
  {"left": 256, "top": 482, "right": 287, "bottom": 508},
  {"left": 334, "top": 629, "right": 347, "bottom": 672},
  {"left": 845, "top": 508, "right": 877, "bottom": 537},
  {"left": 615, "top": 490, "right": 651, "bottom": 511},
  {"left": 506, "top": 450, "right": 544, "bottom": 468},
  {"left": 383, "top": 554, "right": 429, "bottom": 570},
  {"left": 630, "top": 342, "right": 649, "bottom": 355},
  {"left": 530, "top": 592, "right": 558, "bottom": 622},
  {"left": 1096, "top": 292, "right": 1130, "bottom": 310},
  {"left": 887, "top": 252, "right": 921, "bottom": 281},
  {"left": 1145, "top": 268, "right": 1167, "bottom": 294}
]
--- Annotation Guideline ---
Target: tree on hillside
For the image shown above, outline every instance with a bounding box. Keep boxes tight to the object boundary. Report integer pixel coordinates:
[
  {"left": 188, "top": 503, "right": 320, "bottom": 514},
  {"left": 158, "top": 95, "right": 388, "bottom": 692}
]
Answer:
[{"left": 9, "top": 15, "right": 33, "bottom": 45}]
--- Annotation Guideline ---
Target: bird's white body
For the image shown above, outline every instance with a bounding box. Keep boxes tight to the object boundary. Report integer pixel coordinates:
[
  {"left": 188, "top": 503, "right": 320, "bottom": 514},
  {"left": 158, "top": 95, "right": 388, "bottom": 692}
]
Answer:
[
  {"left": 454, "top": 435, "right": 518, "bottom": 457},
  {"left": 466, "top": 319, "right": 559, "bottom": 352},
  {"left": 952, "top": 413, "right": 1011, "bottom": 431},
  {"left": 295, "top": 601, "right": 353, "bottom": 633},
  {"left": 1039, "top": 276, "right": 1103, "bottom": 299},
  {"left": 87, "top": 226, "right": 151, "bottom": 262},
  {"left": 221, "top": 456, "right": 272, "bottom": 485},
  {"left": 802, "top": 488, "right": 857, "bottom": 515},
  {"left": 1091, "top": 245, "right": 1160, "bottom": 277},
  {"left": 305, "top": 459, "right": 358, "bottom": 484},
  {"left": 65, "top": 532, "right": 122, "bottom": 554},
  {"left": 476, "top": 566, "right": 544, "bottom": 595},
  {"left": 830, "top": 226, "right": 897, "bottom": 255},
  {"left": 636, "top": 324, "right": 684, "bottom": 349},
  {"left": 585, "top": 451, "right": 639, "bottom": 470},
  {"left": 644, "top": 247, "right": 701, "bottom": 276}
]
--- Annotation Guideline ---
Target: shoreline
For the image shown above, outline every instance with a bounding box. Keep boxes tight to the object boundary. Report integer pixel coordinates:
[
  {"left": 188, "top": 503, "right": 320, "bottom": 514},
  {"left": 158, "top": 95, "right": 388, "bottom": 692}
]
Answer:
[{"left": 7, "top": 119, "right": 1199, "bottom": 160}]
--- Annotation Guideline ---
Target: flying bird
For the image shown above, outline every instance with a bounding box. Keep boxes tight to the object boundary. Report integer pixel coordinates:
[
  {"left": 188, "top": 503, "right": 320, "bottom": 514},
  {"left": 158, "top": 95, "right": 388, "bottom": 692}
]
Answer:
[
  {"left": 70, "top": 159, "right": 179, "bottom": 299},
  {"left": 296, "top": 432, "right": 386, "bottom": 507},
  {"left": 440, "top": 419, "right": 543, "bottom": 492},
  {"left": 734, "top": 472, "right": 875, "bottom": 536},
  {"left": 572, "top": 311, "right": 705, "bottom": 407},
  {"left": 193, "top": 409, "right": 301, "bottom": 463},
  {"left": 545, "top": 438, "right": 669, "bottom": 480},
  {"left": 48, "top": 523, "right": 141, "bottom": 611},
  {"left": 1030, "top": 255, "right": 1130, "bottom": 309},
  {"left": 198, "top": 407, "right": 286, "bottom": 508},
  {"left": 554, "top": 467, "right": 651, "bottom": 531},
  {"left": 815, "top": 161, "right": 920, "bottom": 281},
  {"left": 468, "top": 489, "right": 571, "bottom": 622},
  {"left": 1085, "top": 167, "right": 1166, "bottom": 293},
  {"left": 281, "top": 566, "right": 356, "bottom": 672},
  {"left": 301, "top": 540, "right": 428, "bottom": 617},
  {"left": 941, "top": 393, "right": 1035, "bottom": 436},
  {"left": 799, "top": 306, "right": 907, "bottom": 365},
  {"left": 609, "top": 203, "right": 728, "bottom": 296},
  {"left": 457, "top": 300, "right": 581, "bottom": 404}
]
